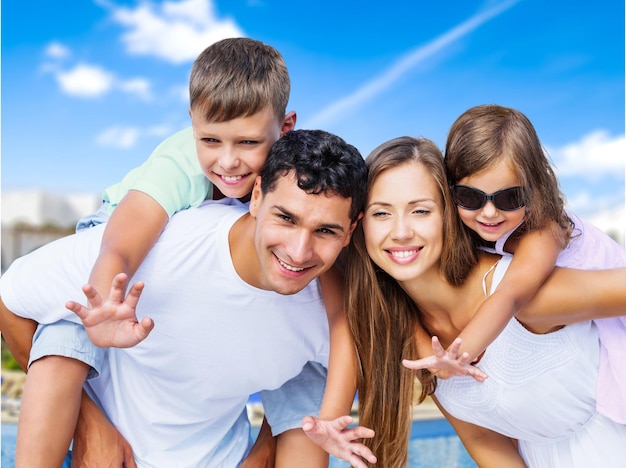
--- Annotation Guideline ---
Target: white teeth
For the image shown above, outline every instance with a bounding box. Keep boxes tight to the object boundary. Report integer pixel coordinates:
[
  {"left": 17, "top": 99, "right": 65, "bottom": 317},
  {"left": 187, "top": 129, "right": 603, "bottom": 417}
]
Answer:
[
  {"left": 391, "top": 250, "right": 417, "bottom": 258},
  {"left": 278, "top": 258, "right": 305, "bottom": 272},
  {"left": 222, "top": 175, "right": 243, "bottom": 182}
]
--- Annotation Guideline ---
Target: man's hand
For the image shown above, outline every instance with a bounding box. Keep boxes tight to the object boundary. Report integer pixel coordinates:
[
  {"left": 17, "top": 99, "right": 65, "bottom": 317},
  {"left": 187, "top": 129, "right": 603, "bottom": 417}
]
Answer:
[
  {"left": 302, "top": 415, "right": 376, "bottom": 468},
  {"left": 72, "top": 391, "right": 136, "bottom": 468},
  {"left": 241, "top": 417, "right": 276, "bottom": 468},
  {"left": 402, "top": 336, "right": 488, "bottom": 382},
  {"left": 66, "top": 273, "right": 154, "bottom": 348}
]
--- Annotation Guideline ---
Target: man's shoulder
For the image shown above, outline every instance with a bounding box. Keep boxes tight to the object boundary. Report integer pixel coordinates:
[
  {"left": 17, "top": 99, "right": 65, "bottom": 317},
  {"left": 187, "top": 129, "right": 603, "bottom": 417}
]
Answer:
[{"left": 164, "top": 198, "right": 247, "bottom": 233}]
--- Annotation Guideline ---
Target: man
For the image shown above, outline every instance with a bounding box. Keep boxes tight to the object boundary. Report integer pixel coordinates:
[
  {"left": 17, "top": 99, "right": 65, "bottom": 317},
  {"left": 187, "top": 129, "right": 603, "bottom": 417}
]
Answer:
[{"left": 0, "top": 129, "right": 367, "bottom": 467}]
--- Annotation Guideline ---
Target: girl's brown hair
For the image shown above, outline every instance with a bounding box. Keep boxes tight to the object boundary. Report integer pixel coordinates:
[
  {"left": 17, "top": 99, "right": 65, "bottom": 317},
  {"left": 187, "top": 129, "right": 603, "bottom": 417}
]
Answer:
[{"left": 445, "top": 104, "right": 571, "bottom": 245}]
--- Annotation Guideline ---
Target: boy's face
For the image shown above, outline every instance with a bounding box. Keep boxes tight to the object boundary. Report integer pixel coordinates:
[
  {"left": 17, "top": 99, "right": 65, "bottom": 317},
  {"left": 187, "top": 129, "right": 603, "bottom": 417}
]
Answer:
[
  {"left": 247, "top": 173, "right": 356, "bottom": 296},
  {"left": 190, "top": 107, "right": 296, "bottom": 201}
]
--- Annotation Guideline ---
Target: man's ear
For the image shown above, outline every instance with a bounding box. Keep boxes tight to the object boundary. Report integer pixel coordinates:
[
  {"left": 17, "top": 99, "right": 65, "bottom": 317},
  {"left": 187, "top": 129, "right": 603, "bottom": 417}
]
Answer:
[
  {"left": 342, "top": 212, "right": 363, "bottom": 247},
  {"left": 249, "top": 177, "right": 263, "bottom": 217},
  {"left": 280, "top": 111, "right": 297, "bottom": 136}
]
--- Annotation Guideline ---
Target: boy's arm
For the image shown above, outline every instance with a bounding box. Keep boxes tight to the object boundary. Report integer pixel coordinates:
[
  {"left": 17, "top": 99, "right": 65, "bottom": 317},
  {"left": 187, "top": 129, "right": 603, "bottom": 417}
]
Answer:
[{"left": 74, "top": 190, "right": 167, "bottom": 347}]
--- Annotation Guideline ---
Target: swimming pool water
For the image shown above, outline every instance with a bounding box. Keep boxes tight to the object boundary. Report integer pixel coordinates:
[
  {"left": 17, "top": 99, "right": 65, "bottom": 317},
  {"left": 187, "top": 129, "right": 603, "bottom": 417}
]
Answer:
[{"left": 2, "top": 419, "right": 476, "bottom": 467}]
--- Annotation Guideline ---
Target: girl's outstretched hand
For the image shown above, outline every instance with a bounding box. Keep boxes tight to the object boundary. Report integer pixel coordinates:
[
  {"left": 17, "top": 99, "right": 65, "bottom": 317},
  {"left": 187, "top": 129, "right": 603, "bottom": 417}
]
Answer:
[
  {"left": 302, "top": 415, "right": 377, "bottom": 468},
  {"left": 66, "top": 272, "right": 154, "bottom": 348},
  {"left": 402, "top": 336, "right": 488, "bottom": 382}
]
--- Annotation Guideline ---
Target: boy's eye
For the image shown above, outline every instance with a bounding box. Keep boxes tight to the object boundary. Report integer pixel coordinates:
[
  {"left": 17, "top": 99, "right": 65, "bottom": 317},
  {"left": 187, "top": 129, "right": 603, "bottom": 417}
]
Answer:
[
  {"left": 201, "top": 137, "right": 219, "bottom": 143},
  {"left": 240, "top": 140, "right": 259, "bottom": 145}
]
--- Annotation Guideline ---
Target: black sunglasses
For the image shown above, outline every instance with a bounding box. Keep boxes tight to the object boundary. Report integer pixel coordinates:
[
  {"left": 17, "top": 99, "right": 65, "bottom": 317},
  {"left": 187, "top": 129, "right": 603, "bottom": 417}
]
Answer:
[{"left": 451, "top": 185, "right": 528, "bottom": 211}]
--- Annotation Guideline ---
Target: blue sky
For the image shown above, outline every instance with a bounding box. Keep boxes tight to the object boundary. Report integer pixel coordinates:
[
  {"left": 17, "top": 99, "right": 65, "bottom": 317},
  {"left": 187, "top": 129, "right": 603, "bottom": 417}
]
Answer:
[{"left": 2, "top": 0, "right": 624, "bottom": 226}]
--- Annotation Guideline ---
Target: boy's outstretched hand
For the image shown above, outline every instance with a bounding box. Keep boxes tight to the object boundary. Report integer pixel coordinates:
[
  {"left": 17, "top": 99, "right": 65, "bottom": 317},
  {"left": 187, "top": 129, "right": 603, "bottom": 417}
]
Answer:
[
  {"left": 402, "top": 336, "right": 488, "bottom": 382},
  {"left": 302, "top": 415, "right": 377, "bottom": 468},
  {"left": 66, "top": 272, "right": 154, "bottom": 348}
]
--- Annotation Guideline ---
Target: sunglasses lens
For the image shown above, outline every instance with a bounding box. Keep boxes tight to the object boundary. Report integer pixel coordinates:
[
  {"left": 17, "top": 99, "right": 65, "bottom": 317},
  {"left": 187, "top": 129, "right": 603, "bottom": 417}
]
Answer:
[
  {"left": 493, "top": 187, "right": 526, "bottom": 211},
  {"left": 453, "top": 186, "right": 484, "bottom": 210}
]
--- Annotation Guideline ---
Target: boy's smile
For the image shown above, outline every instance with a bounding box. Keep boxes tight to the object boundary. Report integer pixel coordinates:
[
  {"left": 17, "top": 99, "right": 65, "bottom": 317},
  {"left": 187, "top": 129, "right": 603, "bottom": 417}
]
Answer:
[{"left": 190, "top": 107, "right": 295, "bottom": 200}]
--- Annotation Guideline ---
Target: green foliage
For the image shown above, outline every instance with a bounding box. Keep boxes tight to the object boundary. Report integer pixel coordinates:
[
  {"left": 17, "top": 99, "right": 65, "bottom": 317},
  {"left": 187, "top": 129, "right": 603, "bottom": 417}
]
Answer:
[{"left": 1, "top": 338, "right": 21, "bottom": 370}]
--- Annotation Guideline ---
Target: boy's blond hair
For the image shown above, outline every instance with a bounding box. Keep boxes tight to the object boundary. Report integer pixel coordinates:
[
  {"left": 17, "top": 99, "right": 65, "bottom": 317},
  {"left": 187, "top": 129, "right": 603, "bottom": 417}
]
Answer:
[{"left": 189, "top": 37, "right": 290, "bottom": 123}]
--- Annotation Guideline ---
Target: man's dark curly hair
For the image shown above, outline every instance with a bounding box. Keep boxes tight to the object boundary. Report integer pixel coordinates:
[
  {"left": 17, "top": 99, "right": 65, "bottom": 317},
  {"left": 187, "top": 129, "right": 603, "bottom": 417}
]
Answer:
[{"left": 260, "top": 129, "right": 367, "bottom": 222}]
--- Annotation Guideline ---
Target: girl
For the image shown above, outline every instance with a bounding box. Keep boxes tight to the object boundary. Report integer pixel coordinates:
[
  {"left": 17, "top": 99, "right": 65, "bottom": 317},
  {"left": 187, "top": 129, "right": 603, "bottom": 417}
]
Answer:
[{"left": 407, "top": 104, "right": 626, "bottom": 425}]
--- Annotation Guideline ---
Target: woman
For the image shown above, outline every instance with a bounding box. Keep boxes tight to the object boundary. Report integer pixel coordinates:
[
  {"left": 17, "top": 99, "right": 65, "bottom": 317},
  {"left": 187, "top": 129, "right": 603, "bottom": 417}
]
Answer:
[{"left": 346, "top": 136, "right": 626, "bottom": 467}]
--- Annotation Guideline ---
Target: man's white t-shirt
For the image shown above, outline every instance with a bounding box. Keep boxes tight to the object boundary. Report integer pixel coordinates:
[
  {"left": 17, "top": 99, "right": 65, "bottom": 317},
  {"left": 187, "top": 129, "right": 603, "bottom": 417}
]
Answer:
[{"left": 0, "top": 199, "right": 330, "bottom": 467}]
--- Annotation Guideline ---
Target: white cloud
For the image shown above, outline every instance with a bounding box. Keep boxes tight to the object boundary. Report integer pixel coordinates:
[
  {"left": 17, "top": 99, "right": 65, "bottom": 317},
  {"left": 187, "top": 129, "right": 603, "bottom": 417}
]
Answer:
[
  {"left": 118, "top": 77, "right": 153, "bottom": 101},
  {"left": 96, "top": 126, "right": 141, "bottom": 149},
  {"left": 101, "top": 0, "right": 244, "bottom": 64},
  {"left": 44, "top": 41, "right": 72, "bottom": 59},
  {"left": 51, "top": 63, "right": 153, "bottom": 100},
  {"left": 549, "top": 130, "right": 626, "bottom": 180},
  {"left": 304, "top": 0, "right": 521, "bottom": 128},
  {"left": 56, "top": 64, "right": 115, "bottom": 97},
  {"left": 95, "top": 124, "right": 173, "bottom": 149}
]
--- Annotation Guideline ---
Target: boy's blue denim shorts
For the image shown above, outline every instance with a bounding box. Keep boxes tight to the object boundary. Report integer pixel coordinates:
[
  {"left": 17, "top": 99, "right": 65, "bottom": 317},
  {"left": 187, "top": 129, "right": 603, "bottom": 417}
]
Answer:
[
  {"left": 260, "top": 361, "right": 328, "bottom": 435},
  {"left": 29, "top": 320, "right": 103, "bottom": 379},
  {"left": 28, "top": 203, "right": 110, "bottom": 379}
]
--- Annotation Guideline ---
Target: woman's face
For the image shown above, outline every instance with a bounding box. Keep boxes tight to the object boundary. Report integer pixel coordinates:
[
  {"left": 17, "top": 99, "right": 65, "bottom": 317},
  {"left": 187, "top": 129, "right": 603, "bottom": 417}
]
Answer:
[{"left": 363, "top": 161, "right": 444, "bottom": 283}]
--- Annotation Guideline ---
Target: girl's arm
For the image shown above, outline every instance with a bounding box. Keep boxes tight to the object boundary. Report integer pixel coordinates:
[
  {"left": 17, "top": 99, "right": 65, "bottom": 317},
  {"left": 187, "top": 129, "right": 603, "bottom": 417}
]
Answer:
[
  {"left": 71, "top": 190, "right": 168, "bottom": 347},
  {"left": 518, "top": 266, "right": 626, "bottom": 332},
  {"left": 406, "top": 224, "right": 563, "bottom": 377},
  {"left": 432, "top": 397, "right": 526, "bottom": 468},
  {"left": 299, "top": 266, "right": 377, "bottom": 467},
  {"left": 455, "top": 224, "right": 562, "bottom": 361}
]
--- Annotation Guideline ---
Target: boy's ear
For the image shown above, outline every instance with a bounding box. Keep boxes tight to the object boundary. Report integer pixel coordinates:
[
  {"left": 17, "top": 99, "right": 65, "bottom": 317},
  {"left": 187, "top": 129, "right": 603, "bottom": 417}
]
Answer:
[
  {"left": 249, "top": 176, "right": 263, "bottom": 217},
  {"left": 280, "top": 111, "right": 297, "bottom": 136}
]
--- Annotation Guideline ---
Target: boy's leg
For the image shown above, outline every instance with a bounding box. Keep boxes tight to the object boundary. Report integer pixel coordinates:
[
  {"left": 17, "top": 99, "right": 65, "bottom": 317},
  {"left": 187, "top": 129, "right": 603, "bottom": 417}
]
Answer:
[
  {"left": 15, "top": 321, "right": 104, "bottom": 468},
  {"left": 261, "top": 361, "right": 329, "bottom": 467},
  {"left": 16, "top": 356, "right": 88, "bottom": 468}
]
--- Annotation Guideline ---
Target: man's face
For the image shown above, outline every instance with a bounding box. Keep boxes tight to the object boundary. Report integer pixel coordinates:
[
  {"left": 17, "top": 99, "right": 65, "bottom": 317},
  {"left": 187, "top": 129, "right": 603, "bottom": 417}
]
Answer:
[
  {"left": 248, "top": 172, "right": 356, "bottom": 295},
  {"left": 190, "top": 107, "right": 295, "bottom": 200}
]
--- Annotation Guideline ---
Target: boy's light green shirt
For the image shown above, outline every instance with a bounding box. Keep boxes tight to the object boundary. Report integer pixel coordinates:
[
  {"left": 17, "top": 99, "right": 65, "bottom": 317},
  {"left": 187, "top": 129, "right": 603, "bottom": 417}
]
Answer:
[{"left": 101, "top": 127, "right": 213, "bottom": 217}]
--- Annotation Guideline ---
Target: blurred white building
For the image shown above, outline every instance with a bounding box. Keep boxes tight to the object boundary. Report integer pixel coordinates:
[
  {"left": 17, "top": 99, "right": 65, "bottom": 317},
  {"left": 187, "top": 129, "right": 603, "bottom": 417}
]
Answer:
[{"left": 1, "top": 190, "right": 101, "bottom": 271}]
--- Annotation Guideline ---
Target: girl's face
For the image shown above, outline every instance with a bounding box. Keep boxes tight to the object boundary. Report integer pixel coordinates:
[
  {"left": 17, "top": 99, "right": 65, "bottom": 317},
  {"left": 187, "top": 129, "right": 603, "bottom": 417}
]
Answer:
[
  {"left": 455, "top": 159, "right": 526, "bottom": 242},
  {"left": 363, "top": 161, "right": 444, "bottom": 284}
]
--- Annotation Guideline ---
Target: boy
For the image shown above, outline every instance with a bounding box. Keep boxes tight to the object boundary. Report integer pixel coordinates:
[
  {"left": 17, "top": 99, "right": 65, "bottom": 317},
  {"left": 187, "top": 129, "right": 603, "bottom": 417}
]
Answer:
[{"left": 16, "top": 37, "right": 296, "bottom": 466}]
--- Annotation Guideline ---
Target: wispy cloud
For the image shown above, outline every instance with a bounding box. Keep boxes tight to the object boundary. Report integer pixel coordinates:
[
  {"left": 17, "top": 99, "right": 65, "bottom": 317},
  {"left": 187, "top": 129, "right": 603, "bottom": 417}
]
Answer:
[
  {"left": 97, "top": 0, "right": 244, "bottom": 64},
  {"left": 95, "top": 124, "right": 172, "bottom": 149},
  {"left": 44, "top": 42, "right": 72, "bottom": 60},
  {"left": 304, "top": 0, "right": 521, "bottom": 128}
]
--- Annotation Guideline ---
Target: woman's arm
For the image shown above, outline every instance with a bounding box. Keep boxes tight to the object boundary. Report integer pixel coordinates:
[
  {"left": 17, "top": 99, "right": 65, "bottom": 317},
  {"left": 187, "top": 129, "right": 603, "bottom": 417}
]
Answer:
[
  {"left": 432, "top": 397, "right": 526, "bottom": 468},
  {"left": 300, "top": 266, "right": 377, "bottom": 467},
  {"left": 518, "top": 266, "right": 626, "bottom": 332}
]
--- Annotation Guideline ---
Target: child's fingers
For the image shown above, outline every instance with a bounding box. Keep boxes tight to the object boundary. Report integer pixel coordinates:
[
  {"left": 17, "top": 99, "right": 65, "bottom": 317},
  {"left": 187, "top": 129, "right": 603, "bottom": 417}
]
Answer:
[
  {"left": 124, "top": 282, "right": 145, "bottom": 309},
  {"left": 66, "top": 301, "right": 87, "bottom": 318},
  {"left": 81, "top": 283, "right": 103, "bottom": 308},
  {"left": 136, "top": 317, "right": 155, "bottom": 341},
  {"left": 108, "top": 273, "right": 129, "bottom": 303}
]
